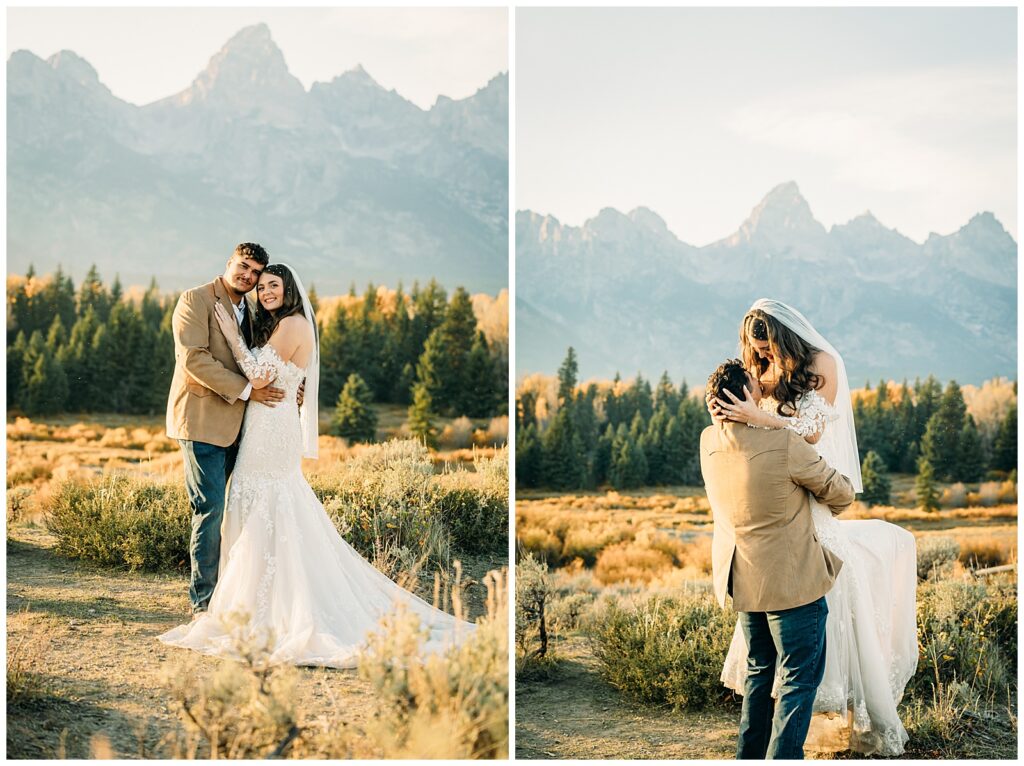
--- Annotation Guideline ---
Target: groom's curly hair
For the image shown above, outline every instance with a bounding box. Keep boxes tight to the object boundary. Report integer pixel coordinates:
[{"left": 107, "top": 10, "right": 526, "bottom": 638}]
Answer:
[
  {"left": 707, "top": 359, "right": 751, "bottom": 404},
  {"left": 233, "top": 242, "right": 270, "bottom": 266}
]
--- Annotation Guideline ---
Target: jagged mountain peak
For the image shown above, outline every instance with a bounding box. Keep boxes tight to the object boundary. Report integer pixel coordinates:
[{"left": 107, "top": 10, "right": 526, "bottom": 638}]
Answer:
[
  {"left": 173, "top": 23, "right": 305, "bottom": 112},
  {"left": 46, "top": 50, "right": 100, "bottom": 86}
]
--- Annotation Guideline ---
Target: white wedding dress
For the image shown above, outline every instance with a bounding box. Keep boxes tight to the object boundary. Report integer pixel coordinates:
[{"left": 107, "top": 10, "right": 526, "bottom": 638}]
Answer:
[
  {"left": 159, "top": 342, "right": 475, "bottom": 667},
  {"left": 720, "top": 389, "right": 918, "bottom": 756}
]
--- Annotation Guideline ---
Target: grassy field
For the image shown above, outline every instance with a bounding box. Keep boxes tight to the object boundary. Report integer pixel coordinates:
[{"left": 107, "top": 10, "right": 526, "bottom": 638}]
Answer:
[
  {"left": 515, "top": 481, "right": 1017, "bottom": 760},
  {"left": 7, "top": 414, "right": 510, "bottom": 759}
]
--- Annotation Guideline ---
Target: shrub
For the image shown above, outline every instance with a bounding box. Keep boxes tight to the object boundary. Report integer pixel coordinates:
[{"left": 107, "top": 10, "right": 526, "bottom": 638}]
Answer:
[
  {"left": 958, "top": 536, "right": 1016, "bottom": 569},
  {"left": 594, "top": 542, "right": 674, "bottom": 585},
  {"left": 590, "top": 594, "right": 736, "bottom": 710},
  {"left": 516, "top": 527, "right": 562, "bottom": 566},
  {"left": 162, "top": 615, "right": 303, "bottom": 759},
  {"left": 546, "top": 591, "right": 596, "bottom": 633},
  {"left": 515, "top": 553, "right": 555, "bottom": 676},
  {"left": 6, "top": 487, "right": 34, "bottom": 524},
  {"left": 353, "top": 569, "right": 508, "bottom": 759},
  {"left": 940, "top": 482, "right": 968, "bottom": 508},
  {"left": 45, "top": 476, "right": 190, "bottom": 571},
  {"left": 917, "top": 536, "right": 960, "bottom": 580},
  {"left": 430, "top": 448, "right": 508, "bottom": 554},
  {"left": 439, "top": 416, "right": 474, "bottom": 450},
  {"left": 910, "top": 577, "right": 1017, "bottom": 701}
]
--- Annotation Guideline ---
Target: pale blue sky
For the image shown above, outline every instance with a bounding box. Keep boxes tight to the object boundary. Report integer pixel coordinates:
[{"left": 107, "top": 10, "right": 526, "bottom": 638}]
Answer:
[
  {"left": 517, "top": 7, "right": 1017, "bottom": 244},
  {"left": 7, "top": 7, "right": 507, "bottom": 109}
]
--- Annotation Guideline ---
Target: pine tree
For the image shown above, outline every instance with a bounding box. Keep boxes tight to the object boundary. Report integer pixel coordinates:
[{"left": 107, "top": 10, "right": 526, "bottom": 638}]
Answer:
[
  {"left": 415, "top": 327, "right": 450, "bottom": 411},
  {"left": 654, "top": 372, "right": 680, "bottom": 413},
  {"left": 408, "top": 381, "right": 438, "bottom": 449},
  {"left": 517, "top": 391, "right": 538, "bottom": 430},
  {"left": 921, "top": 381, "right": 967, "bottom": 481},
  {"left": 78, "top": 265, "right": 112, "bottom": 322},
  {"left": 7, "top": 331, "right": 27, "bottom": 408},
  {"left": 915, "top": 458, "right": 940, "bottom": 513},
  {"left": 860, "top": 451, "right": 891, "bottom": 506},
  {"left": 319, "top": 306, "right": 351, "bottom": 404},
  {"left": 609, "top": 434, "right": 648, "bottom": 489},
  {"left": 632, "top": 373, "right": 654, "bottom": 423},
  {"left": 20, "top": 345, "right": 69, "bottom": 415},
  {"left": 46, "top": 315, "right": 68, "bottom": 351},
  {"left": 541, "top": 407, "right": 588, "bottom": 490},
  {"left": 557, "top": 347, "right": 579, "bottom": 405},
  {"left": 660, "top": 414, "right": 689, "bottom": 485},
  {"left": 515, "top": 423, "right": 543, "bottom": 489},
  {"left": 594, "top": 423, "right": 615, "bottom": 485},
  {"left": 957, "top": 415, "right": 985, "bottom": 483},
  {"left": 463, "top": 331, "right": 497, "bottom": 417},
  {"left": 991, "top": 403, "right": 1017, "bottom": 474},
  {"left": 332, "top": 373, "right": 378, "bottom": 443}
]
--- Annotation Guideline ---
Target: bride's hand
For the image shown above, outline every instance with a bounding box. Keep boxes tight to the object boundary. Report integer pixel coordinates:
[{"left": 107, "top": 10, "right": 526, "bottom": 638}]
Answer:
[
  {"left": 713, "top": 387, "right": 765, "bottom": 426},
  {"left": 705, "top": 391, "right": 728, "bottom": 424},
  {"left": 214, "top": 303, "right": 240, "bottom": 345}
]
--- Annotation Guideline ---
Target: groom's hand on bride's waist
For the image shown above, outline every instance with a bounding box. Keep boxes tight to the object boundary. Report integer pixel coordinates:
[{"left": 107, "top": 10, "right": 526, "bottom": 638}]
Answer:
[{"left": 250, "top": 385, "right": 286, "bottom": 407}]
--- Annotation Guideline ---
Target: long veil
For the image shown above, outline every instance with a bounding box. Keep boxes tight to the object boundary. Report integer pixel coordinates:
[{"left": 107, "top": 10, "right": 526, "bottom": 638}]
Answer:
[
  {"left": 278, "top": 262, "right": 320, "bottom": 460},
  {"left": 748, "top": 298, "right": 863, "bottom": 492}
]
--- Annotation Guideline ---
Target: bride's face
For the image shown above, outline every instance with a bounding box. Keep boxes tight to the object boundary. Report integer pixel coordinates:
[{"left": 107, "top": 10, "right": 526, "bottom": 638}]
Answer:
[
  {"left": 257, "top": 273, "right": 285, "bottom": 313},
  {"left": 748, "top": 335, "right": 775, "bottom": 365}
]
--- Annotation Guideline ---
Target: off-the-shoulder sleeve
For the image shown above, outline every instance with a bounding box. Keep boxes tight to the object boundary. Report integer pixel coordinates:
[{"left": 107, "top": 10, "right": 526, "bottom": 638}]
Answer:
[
  {"left": 232, "top": 336, "right": 279, "bottom": 382},
  {"left": 781, "top": 390, "right": 839, "bottom": 438}
]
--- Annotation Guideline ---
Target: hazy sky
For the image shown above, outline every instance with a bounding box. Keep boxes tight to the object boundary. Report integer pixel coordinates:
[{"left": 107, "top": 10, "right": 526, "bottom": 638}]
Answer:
[
  {"left": 517, "top": 7, "right": 1017, "bottom": 244},
  {"left": 7, "top": 7, "right": 507, "bottom": 109}
]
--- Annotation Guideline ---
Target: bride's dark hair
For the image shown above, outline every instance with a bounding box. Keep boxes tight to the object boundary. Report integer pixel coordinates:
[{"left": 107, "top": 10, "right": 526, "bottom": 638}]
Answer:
[
  {"left": 253, "top": 264, "right": 307, "bottom": 348},
  {"left": 741, "top": 308, "right": 823, "bottom": 417}
]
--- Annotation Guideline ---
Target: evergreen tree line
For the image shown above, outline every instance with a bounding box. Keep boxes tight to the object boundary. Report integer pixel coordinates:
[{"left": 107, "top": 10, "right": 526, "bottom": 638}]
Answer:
[
  {"left": 517, "top": 349, "right": 1017, "bottom": 493},
  {"left": 319, "top": 280, "right": 508, "bottom": 423},
  {"left": 7, "top": 267, "right": 508, "bottom": 421},
  {"left": 854, "top": 376, "right": 1017, "bottom": 484},
  {"left": 515, "top": 348, "right": 712, "bottom": 490}
]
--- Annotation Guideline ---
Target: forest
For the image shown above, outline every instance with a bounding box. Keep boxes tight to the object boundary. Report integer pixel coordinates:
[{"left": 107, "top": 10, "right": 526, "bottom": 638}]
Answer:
[
  {"left": 6, "top": 266, "right": 509, "bottom": 430},
  {"left": 516, "top": 347, "right": 1018, "bottom": 499}
]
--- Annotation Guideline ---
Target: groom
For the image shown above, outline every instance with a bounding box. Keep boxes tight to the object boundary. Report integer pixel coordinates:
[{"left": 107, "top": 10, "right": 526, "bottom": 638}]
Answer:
[
  {"left": 699, "top": 359, "right": 854, "bottom": 759},
  {"left": 166, "top": 243, "right": 286, "bottom": 615}
]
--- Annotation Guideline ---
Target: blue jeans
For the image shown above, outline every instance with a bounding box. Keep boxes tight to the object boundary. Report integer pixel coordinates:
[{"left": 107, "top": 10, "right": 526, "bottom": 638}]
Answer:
[
  {"left": 179, "top": 439, "right": 238, "bottom": 613},
  {"left": 736, "top": 596, "right": 828, "bottom": 760}
]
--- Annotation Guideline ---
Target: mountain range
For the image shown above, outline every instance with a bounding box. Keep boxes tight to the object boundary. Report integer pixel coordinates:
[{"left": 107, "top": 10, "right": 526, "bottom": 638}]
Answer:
[
  {"left": 7, "top": 24, "right": 508, "bottom": 294},
  {"left": 517, "top": 182, "right": 1017, "bottom": 385}
]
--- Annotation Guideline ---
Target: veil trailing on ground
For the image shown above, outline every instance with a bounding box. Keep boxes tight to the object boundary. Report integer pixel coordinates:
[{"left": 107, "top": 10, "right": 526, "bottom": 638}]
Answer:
[
  {"left": 749, "top": 298, "right": 863, "bottom": 492},
  {"left": 278, "top": 262, "right": 319, "bottom": 459}
]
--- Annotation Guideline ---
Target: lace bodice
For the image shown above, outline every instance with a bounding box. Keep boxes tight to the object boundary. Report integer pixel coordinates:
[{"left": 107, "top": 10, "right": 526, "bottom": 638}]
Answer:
[
  {"left": 757, "top": 389, "right": 839, "bottom": 441},
  {"left": 234, "top": 343, "right": 306, "bottom": 481}
]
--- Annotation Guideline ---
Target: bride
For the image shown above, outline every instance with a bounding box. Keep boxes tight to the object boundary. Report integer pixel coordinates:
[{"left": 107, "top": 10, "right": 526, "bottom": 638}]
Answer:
[
  {"left": 709, "top": 298, "right": 918, "bottom": 757},
  {"left": 160, "top": 263, "right": 474, "bottom": 667}
]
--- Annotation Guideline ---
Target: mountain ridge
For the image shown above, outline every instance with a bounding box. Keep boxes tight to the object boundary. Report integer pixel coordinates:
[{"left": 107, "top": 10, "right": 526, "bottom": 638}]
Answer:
[
  {"left": 8, "top": 25, "right": 508, "bottom": 294},
  {"left": 517, "top": 183, "right": 1017, "bottom": 385}
]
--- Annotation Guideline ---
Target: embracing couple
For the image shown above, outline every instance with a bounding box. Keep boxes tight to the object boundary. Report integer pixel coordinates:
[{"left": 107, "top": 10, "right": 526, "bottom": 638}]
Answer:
[
  {"left": 700, "top": 299, "right": 918, "bottom": 759},
  {"left": 159, "top": 243, "right": 473, "bottom": 667}
]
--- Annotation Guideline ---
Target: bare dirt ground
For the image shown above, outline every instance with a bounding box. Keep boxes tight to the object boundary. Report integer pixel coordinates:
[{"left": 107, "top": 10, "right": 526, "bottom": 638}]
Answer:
[
  {"left": 6, "top": 523, "right": 503, "bottom": 760},
  {"left": 515, "top": 635, "right": 738, "bottom": 760}
]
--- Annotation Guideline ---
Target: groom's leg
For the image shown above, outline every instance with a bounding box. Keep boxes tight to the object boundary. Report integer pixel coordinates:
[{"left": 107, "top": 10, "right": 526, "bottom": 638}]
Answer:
[
  {"left": 736, "top": 610, "right": 776, "bottom": 759},
  {"left": 765, "top": 596, "right": 829, "bottom": 759},
  {"left": 179, "top": 439, "right": 230, "bottom": 614}
]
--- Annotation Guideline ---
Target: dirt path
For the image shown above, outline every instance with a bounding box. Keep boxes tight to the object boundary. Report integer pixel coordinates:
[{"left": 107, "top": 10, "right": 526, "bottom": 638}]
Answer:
[
  {"left": 6, "top": 524, "right": 501, "bottom": 759},
  {"left": 515, "top": 635, "right": 738, "bottom": 759}
]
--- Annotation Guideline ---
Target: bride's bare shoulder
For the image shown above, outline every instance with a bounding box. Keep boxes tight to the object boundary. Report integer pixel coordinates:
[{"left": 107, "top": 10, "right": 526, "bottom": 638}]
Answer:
[{"left": 809, "top": 351, "right": 838, "bottom": 402}]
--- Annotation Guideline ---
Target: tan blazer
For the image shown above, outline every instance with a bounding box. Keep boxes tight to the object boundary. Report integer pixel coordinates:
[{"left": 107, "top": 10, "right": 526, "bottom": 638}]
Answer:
[
  {"left": 700, "top": 422, "right": 854, "bottom": 612},
  {"left": 165, "top": 277, "right": 253, "bottom": 447}
]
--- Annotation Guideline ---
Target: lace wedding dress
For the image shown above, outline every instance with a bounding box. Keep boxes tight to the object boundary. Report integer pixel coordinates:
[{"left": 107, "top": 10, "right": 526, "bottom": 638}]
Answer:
[
  {"left": 159, "top": 342, "right": 475, "bottom": 667},
  {"left": 720, "top": 389, "right": 918, "bottom": 756}
]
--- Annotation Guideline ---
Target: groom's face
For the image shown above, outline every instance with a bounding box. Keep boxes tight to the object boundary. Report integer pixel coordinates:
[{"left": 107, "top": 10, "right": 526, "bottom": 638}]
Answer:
[
  {"left": 744, "top": 371, "right": 763, "bottom": 403},
  {"left": 223, "top": 255, "right": 264, "bottom": 295}
]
